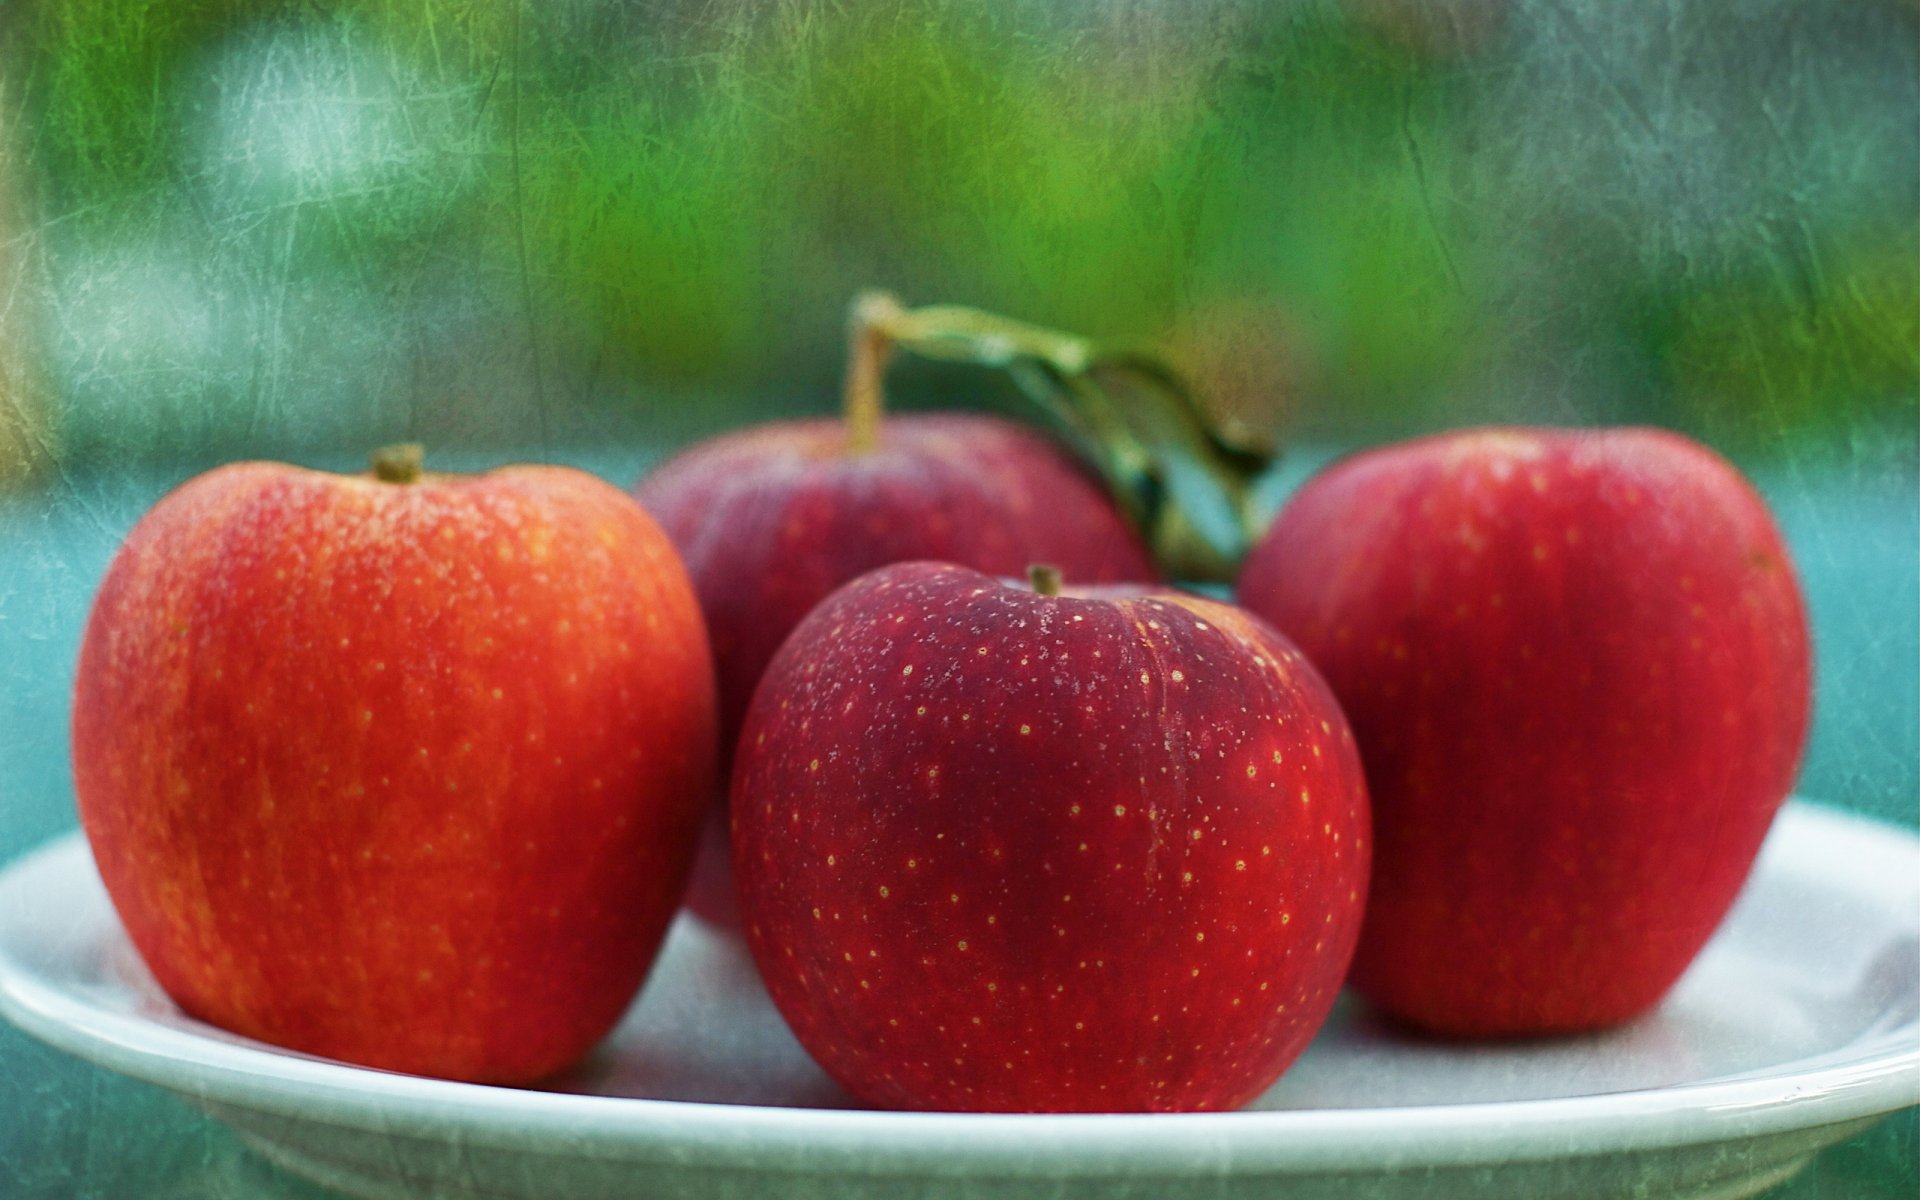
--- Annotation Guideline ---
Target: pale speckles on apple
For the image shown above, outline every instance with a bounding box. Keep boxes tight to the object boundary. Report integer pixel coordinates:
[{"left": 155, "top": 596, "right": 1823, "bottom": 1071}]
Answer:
[{"left": 730, "top": 565, "right": 1365, "bottom": 1111}]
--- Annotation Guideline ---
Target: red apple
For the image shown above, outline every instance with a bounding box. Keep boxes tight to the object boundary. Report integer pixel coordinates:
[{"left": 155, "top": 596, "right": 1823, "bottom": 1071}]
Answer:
[
  {"left": 638, "top": 297, "right": 1157, "bottom": 926},
  {"left": 71, "top": 445, "right": 716, "bottom": 1084},
  {"left": 730, "top": 561, "right": 1370, "bottom": 1112},
  {"left": 1237, "top": 427, "right": 1811, "bottom": 1037}
]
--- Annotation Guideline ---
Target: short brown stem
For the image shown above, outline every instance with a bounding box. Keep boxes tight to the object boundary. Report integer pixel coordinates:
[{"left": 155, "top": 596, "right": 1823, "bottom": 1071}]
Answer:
[
  {"left": 371, "top": 443, "right": 425, "bottom": 484},
  {"left": 1028, "top": 563, "right": 1064, "bottom": 597},
  {"left": 844, "top": 291, "right": 905, "bottom": 455}
]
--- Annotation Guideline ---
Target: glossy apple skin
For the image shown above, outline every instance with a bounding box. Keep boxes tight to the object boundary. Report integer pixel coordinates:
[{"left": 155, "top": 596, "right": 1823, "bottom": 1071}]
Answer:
[
  {"left": 637, "top": 414, "right": 1158, "bottom": 925},
  {"left": 72, "top": 462, "right": 716, "bottom": 1084},
  {"left": 731, "top": 562, "right": 1369, "bottom": 1113},
  {"left": 1237, "top": 427, "right": 1811, "bottom": 1037}
]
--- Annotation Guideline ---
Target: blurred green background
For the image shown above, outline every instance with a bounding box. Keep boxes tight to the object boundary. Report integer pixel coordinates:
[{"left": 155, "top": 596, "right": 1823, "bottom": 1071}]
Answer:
[
  {"left": 0, "top": 1, "right": 1915, "bottom": 1198},
  {"left": 0, "top": 0, "right": 1915, "bottom": 477}
]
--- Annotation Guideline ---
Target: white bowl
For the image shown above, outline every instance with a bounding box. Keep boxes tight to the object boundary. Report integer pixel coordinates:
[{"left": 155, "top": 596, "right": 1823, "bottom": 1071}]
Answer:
[{"left": 1, "top": 800, "right": 1915, "bottom": 1200}]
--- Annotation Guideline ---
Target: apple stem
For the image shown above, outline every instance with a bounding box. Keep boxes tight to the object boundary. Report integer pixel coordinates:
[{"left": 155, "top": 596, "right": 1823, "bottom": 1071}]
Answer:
[
  {"left": 1028, "top": 564, "right": 1064, "bottom": 597},
  {"left": 371, "top": 443, "right": 425, "bottom": 484},
  {"left": 844, "top": 291, "right": 905, "bottom": 456}
]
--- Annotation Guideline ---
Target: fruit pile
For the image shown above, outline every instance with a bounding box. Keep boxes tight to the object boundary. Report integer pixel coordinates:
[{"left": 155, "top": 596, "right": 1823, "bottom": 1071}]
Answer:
[{"left": 70, "top": 296, "right": 1809, "bottom": 1112}]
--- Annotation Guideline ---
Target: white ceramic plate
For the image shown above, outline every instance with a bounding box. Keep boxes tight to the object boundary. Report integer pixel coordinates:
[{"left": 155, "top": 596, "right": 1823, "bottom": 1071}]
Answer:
[{"left": 2, "top": 801, "right": 1916, "bottom": 1200}]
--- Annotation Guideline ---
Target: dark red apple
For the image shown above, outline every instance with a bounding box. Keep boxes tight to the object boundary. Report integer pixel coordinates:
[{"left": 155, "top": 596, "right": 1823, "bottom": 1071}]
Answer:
[
  {"left": 1237, "top": 427, "right": 1811, "bottom": 1037},
  {"left": 71, "top": 445, "right": 716, "bottom": 1084},
  {"left": 731, "top": 561, "right": 1370, "bottom": 1112},
  {"left": 638, "top": 296, "right": 1157, "bottom": 925}
]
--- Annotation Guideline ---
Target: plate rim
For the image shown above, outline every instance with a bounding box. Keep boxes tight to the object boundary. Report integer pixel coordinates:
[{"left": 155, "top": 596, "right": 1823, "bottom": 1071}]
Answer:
[{"left": 2, "top": 799, "right": 1918, "bottom": 1176}]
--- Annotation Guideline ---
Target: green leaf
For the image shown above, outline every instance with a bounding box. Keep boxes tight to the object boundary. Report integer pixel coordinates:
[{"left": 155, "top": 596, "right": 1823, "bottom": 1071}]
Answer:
[{"left": 864, "top": 295, "right": 1276, "bottom": 582}]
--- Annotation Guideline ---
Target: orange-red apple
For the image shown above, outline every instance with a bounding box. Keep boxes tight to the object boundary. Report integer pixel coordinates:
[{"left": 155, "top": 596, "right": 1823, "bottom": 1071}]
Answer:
[{"left": 72, "top": 446, "right": 715, "bottom": 1084}]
